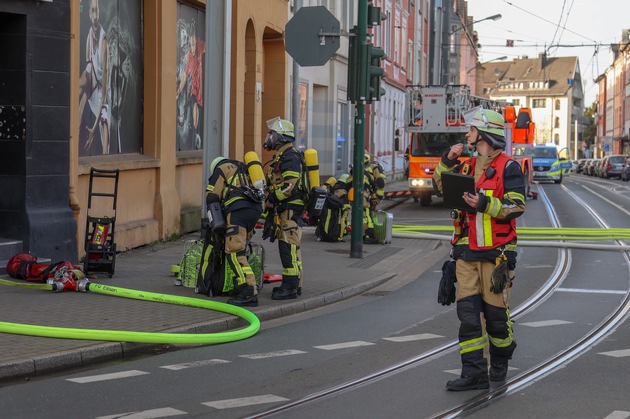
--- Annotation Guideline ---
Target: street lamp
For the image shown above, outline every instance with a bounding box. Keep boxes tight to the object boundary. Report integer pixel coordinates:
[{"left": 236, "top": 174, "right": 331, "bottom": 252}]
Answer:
[
  {"left": 467, "top": 56, "right": 507, "bottom": 74},
  {"left": 449, "top": 14, "right": 502, "bottom": 36}
]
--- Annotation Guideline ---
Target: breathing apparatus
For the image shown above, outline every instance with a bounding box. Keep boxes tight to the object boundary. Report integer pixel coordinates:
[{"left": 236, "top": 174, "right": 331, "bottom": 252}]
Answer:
[
  {"left": 244, "top": 151, "right": 266, "bottom": 192},
  {"left": 264, "top": 117, "right": 295, "bottom": 151}
]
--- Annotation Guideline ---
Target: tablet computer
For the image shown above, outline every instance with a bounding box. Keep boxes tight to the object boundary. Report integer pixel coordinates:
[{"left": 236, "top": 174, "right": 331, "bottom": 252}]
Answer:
[{"left": 441, "top": 172, "right": 476, "bottom": 212}]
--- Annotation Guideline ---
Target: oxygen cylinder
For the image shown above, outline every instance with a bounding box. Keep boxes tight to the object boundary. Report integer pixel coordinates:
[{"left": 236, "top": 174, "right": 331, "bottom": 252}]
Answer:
[
  {"left": 244, "top": 151, "right": 266, "bottom": 190},
  {"left": 304, "top": 148, "right": 320, "bottom": 188}
]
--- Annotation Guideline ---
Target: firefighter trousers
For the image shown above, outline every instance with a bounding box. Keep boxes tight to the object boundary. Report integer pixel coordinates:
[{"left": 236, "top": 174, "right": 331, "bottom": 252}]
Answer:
[
  {"left": 276, "top": 207, "right": 303, "bottom": 290},
  {"left": 455, "top": 259, "right": 516, "bottom": 377}
]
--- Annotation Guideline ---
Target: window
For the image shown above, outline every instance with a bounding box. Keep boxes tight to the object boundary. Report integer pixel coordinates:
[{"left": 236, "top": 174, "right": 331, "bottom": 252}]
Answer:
[
  {"left": 512, "top": 99, "right": 520, "bottom": 106},
  {"left": 554, "top": 134, "right": 559, "bottom": 145},
  {"left": 554, "top": 117, "right": 560, "bottom": 128},
  {"left": 555, "top": 99, "right": 561, "bottom": 110},
  {"left": 532, "top": 99, "right": 546, "bottom": 108}
]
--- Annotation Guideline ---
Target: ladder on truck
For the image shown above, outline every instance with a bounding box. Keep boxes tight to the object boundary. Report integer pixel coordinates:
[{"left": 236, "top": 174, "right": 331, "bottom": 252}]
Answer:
[{"left": 84, "top": 168, "right": 120, "bottom": 277}]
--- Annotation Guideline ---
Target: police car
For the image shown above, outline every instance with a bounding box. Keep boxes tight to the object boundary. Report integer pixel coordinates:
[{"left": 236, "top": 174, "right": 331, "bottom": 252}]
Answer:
[{"left": 524, "top": 145, "right": 572, "bottom": 184}]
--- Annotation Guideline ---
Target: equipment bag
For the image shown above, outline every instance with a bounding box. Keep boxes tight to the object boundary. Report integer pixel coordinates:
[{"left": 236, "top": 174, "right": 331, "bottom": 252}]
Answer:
[
  {"left": 315, "top": 195, "right": 346, "bottom": 242},
  {"left": 174, "top": 240, "right": 204, "bottom": 288},
  {"left": 6, "top": 253, "right": 82, "bottom": 283},
  {"left": 222, "top": 242, "right": 265, "bottom": 294},
  {"left": 195, "top": 240, "right": 265, "bottom": 296},
  {"left": 372, "top": 210, "right": 394, "bottom": 244}
]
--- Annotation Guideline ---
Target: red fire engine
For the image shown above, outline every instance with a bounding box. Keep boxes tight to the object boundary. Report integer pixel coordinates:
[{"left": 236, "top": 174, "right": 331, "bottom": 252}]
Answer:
[{"left": 403, "top": 85, "right": 533, "bottom": 206}]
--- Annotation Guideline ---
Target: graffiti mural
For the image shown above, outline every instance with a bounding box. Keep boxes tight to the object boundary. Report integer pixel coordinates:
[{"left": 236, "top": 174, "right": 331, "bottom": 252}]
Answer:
[
  {"left": 176, "top": 3, "right": 205, "bottom": 151},
  {"left": 79, "top": 0, "right": 142, "bottom": 156}
]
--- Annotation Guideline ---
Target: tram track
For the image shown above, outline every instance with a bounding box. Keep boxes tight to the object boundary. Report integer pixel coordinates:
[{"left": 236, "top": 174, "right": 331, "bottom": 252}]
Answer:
[{"left": 249, "top": 183, "right": 630, "bottom": 418}]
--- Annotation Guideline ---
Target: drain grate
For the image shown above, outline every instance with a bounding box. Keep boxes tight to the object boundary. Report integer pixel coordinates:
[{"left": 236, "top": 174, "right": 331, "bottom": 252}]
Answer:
[{"left": 348, "top": 246, "right": 403, "bottom": 269}]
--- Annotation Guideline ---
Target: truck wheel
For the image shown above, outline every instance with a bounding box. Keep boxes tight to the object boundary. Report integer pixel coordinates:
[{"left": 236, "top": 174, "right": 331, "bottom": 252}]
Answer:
[
  {"left": 420, "top": 192, "right": 432, "bottom": 207},
  {"left": 413, "top": 196, "right": 419, "bottom": 203},
  {"left": 554, "top": 174, "right": 563, "bottom": 184}
]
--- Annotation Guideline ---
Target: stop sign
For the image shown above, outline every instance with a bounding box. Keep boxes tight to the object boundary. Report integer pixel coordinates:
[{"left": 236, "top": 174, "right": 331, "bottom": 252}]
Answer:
[{"left": 285, "top": 6, "right": 340, "bottom": 67}]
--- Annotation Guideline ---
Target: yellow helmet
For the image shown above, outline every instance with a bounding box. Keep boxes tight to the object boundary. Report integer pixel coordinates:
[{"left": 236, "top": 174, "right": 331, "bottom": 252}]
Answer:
[{"left": 210, "top": 156, "right": 227, "bottom": 173}]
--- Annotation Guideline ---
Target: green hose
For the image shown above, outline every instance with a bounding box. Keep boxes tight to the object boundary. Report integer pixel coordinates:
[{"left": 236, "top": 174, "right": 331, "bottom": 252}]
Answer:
[{"left": 0, "top": 281, "right": 260, "bottom": 345}]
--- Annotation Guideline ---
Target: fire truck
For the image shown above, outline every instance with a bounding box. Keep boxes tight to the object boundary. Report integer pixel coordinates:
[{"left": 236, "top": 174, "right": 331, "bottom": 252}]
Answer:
[{"left": 403, "top": 84, "right": 533, "bottom": 206}]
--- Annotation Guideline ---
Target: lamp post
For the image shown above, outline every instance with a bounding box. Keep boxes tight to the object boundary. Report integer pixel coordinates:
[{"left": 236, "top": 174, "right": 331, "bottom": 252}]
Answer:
[
  {"left": 442, "top": 14, "right": 502, "bottom": 84},
  {"left": 449, "top": 14, "right": 502, "bottom": 36},
  {"left": 467, "top": 55, "right": 507, "bottom": 74}
]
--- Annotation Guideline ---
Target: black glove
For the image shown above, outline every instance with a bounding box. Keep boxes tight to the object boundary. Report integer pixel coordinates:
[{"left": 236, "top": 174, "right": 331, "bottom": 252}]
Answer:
[
  {"left": 262, "top": 212, "right": 276, "bottom": 243},
  {"left": 437, "top": 260, "right": 457, "bottom": 306},
  {"left": 490, "top": 254, "right": 510, "bottom": 294}
]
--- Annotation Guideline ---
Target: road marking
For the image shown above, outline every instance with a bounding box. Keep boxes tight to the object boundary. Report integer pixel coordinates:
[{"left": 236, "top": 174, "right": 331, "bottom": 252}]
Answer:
[
  {"left": 96, "top": 407, "right": 187, "bottom": 418},
  {"left": 202, "top": 394, "right": 289, "bottom": 409},
  {"left": 519, "top": 319, "right": 573, "bottom": 328},
  {"left": 556, "top": 287, "right": 626, "bottom": 295},
  {"left": 383, "top": 333, "right": 444, "bottom": 342},
  {"left": 598, "top": 349, "right": 630, "bottom": 358},
  {"left": 160, "top": 359, "right": 230, "bottom": 370},
  {"left": 67, "top": 370, "right": 149, "bottom": 383},
  {"left": 314, "top": 341, "right": 375, "bottom": 350},
  {"left": 239, "top": 349, "right": 307, "bottom": 359},
  {"left": 522, "top": 265, "right": 555, "bottom": 269},
  {"left": 581, "top": 184, "right": 630, "bottom": 217},
  {"left": 604, "top": 411, "right": 630, "bottom": 419}
]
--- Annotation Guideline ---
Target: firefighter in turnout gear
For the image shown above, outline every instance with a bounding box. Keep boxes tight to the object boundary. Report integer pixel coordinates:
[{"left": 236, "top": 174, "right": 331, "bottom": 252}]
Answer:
[
  {"left": 432, "top": 107, "right": 525, "bottom": 391},
  {"left": 348, "top": 153, "right": 380, "bottom": 244},
  {"left": 200, "top": 156, "right": 263, "bottom": 307},
  {"left": 263, "top": 117, "right": 305, "bottom": 300}
]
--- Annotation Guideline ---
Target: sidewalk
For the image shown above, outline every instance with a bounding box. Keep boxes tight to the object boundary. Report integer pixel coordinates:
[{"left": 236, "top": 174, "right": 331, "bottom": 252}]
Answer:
[{"left": 0, "top": 191, "right": 444, "bottom": 382}]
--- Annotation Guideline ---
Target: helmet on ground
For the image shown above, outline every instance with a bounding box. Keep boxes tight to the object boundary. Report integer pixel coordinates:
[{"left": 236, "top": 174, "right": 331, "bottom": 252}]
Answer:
[
  {"left": 364, "top": 153, "right": 371, "bottom": 165},
  {"left": 464, "top": 107, "right": 506, "bottom": 149},
  {"left": 264, "top": 117, "right": 295, "bottom": 151},
  {"left": 210, "top": 156, "right": 227, "bottom": 173},
  {"left": 337, "top": 173, "right": 350, "bottom": 184}
]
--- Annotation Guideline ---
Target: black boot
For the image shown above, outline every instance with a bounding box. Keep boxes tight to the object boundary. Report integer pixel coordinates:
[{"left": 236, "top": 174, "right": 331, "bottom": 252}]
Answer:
[
  {"left": 445, "top": 375, "right": 489, "bottom": 391},
  {"left": 273, "top": 286, "right": 302, "bottom": 296},
  {"left": 272, "top": 287, "right": 297, "bottom": 300},
  {"left": 227, "top": 285, "right": 258, "bottom": 307},
  {"left": 489, "top": 360, "right": 508, "bottom": 381}
]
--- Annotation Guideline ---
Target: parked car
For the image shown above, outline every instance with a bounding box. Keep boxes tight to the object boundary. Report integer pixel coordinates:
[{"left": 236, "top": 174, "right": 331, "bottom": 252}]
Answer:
[
  {"left": 576, "top": 158, "right": 588, "bottom": 174},
  {"left": 622, "top": 158, "right": 630, "bottom": 182},
  {"left": 586, "top": 159, "right": 601, "bottom": 176},
  {"left": 601, "top": 155, "right": 627, "bottom": 179}
]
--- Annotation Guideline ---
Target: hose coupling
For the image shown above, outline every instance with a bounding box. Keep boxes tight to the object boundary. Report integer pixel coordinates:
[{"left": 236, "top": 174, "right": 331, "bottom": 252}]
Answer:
[{"left": 76, "top": 279, "right": 91, "bottom": 293}]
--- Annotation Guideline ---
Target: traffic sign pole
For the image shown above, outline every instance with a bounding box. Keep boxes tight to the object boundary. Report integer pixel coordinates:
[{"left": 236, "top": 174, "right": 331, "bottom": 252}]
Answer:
[{"left": 350, "top": 0, "right": 368, "bottom": 259}]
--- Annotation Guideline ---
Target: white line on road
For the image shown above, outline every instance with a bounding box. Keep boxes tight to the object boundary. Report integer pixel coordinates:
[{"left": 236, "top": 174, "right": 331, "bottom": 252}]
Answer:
[
  {"left": 239, "top": 349, "right": 307, "bottom": 359},
  {"left": 383, "top": 333, "right": 444, "bottom": 342},
  {"left": 96, "top": 407, "right": 187, "bottom": 418},
  {"left": 519, "top": 319, "right": 573, "bottom": 328},
  {"left": 556, "top": 287, "right": 626, "bottom": 295},
  {"left": 598, "top": 349, "right": 630, "bottom": 358},
  {"left": 603, "top": 411, "right": 630, "bottom": 419},
  {"left": 313, "top": 341, "right": 375, "bottom": 350},
  {"left": 202, "top": 394, "right": 289, "bottom": 409},
  {"left": 67, "top": 370, "right": 149, "bottom": 383},
  {"left": 160, "top": 359, "right": 231, "bottom": 370}
]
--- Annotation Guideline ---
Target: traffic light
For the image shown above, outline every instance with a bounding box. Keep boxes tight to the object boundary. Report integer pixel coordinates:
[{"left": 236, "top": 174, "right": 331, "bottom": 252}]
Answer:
[
  {"left": 367, "top": 43, "right": 385, "bottom": 102},
  {"left": 367, "top": 5, "right": 387, "bottom": 28},
  {"left": 366, "top": 5, "right": 386, "bottom": 102}
]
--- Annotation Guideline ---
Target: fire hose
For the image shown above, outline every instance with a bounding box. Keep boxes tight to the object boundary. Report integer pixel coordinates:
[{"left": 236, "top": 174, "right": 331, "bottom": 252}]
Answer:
[
  {"left": 0, "top": 279, "right": 260, "bottom": 345},
  {"left": 392, "top": 225, "right": 630, "bottom": 251}
]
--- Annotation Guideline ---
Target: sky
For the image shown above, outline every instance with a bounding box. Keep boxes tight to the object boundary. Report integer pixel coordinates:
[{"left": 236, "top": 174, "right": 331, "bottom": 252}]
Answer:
[{"left": 466, "top": 0, "right": 627, "bottom": 106}]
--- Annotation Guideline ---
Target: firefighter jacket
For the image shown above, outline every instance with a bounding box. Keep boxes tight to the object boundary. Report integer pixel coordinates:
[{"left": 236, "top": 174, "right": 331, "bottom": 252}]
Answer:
[
  {"left": 206, "top": 160, "right": 262, "bottom": 212},
  {"left": 267, "top": 143, "right": 305, "bottom": 209},
  {"left": 366, "top": 162, "right": 386, "bottom": 200},
  {"left": 433, "top": 148, "right": 525, "bottom": 261}
]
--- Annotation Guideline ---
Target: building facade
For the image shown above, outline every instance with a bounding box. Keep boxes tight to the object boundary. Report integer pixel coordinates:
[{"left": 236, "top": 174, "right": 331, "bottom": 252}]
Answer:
[{"left": 481, "top": 54, "right": 585, "bottom": 156}]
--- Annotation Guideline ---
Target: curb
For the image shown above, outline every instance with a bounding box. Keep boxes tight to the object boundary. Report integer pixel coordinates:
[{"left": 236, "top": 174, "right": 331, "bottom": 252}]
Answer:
[{"left": 0, "top": 272, "right": 395, "bottom": 382}]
